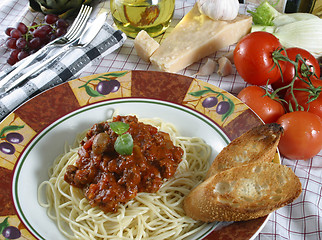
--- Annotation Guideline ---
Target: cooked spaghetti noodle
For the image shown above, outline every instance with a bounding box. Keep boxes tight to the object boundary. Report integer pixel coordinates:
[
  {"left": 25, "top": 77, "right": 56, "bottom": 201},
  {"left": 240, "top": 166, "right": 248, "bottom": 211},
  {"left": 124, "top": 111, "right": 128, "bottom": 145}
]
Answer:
[{"left": 38, "top": 117, "right": 212, "bottom": 240}]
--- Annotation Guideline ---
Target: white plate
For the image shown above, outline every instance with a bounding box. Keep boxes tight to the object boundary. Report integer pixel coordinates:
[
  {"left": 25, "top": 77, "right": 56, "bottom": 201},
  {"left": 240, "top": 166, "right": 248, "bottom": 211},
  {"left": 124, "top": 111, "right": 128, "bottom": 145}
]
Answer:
[{"left": 1, "top": 71, "right": 269, "bottom": 239}]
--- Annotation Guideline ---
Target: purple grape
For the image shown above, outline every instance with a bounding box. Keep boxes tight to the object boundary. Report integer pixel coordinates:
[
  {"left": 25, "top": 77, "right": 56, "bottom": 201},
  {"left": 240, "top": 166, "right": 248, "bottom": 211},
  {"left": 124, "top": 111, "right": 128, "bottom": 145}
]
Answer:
[
  {"left": 8, "top": 49, "right": 21, "bottom": 65},
  {"left": 10, "top": 49, "right": 20, "bottom": 61},
  {"left": 0, "top": 142, "right": 15, "bottom": 155},
  {"left": 33, "top": 29, "right": 47, "bottom": 39},
  {"left": 202, "top": 96, "right": 218, "bottom": 108},
  {"left": 6, "top": 132, "right": 24, "bottom": 144},
  {"left": 29, "top": 22, "right": 38, "bottom": 32},
  {"left": 5, "top": 38, "right": 17, "bottom": 49},
  {"left": 5, "top": 27, "right": 14, "bottom": 36},
  {"left": 216, "top": 101, "right": 231, "bottom": 115},
  {"left": 38, "top": 25, "right": 53, "bottom": 34},
  {"left": 29, "top": 37, "right": 41, "bottom": 50},
  {"left": 7, "top": 57, "right": 17, "bottom": 66},
  {"left": 109, "top": 80, "right": 121, "bottom": 92},
  {"left": 15, "top": 38, "right": 27, "bottom": 49},
  {"left": 17, "top": 22, "right": 28, "bottom": 34},
  {"left": 96, "top": 81, "right": 112, "bottom": 95},
  {"left": 55, "top": 19, "right": 69, "bottom": 29},
  {"left": 2, "top": 226, "right": 21, "bottom": 239},
  {"left": 44, "top": 14, "right": 59, "bottom": 24},
  {"left": 48, "top": 33, "right": 57, "bottom": 42},
  {"left": 17, "top": 51, "right": 29, "bottom": 60},
  {"left": 10, "top": 29, "right": 22, "bottom": 39},
  {"left": 55, "top": 27, "right": 67, "bottom": 37}
]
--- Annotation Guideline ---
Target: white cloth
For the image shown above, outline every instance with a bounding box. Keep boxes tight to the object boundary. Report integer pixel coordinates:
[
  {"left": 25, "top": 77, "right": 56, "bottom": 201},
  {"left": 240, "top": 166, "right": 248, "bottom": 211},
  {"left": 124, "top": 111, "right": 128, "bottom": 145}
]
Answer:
[{"left": 0, "top": 1, "right": 126, "bottom": 120}]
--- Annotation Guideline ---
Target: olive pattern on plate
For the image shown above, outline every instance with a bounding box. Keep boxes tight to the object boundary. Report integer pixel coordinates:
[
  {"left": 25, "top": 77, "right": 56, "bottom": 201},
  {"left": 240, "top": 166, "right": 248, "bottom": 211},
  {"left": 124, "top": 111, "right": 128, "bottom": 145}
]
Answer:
[
  {"left": 0, "top": 125, "right": 24, "bottom": 155},
  {"left": 79, "top": 72, "right": 128, "bottom": 97},
  {"left": 189, "top": 86, "right": 235, "bottom": 121},
  {"left": 0, "top": 217, "right": 21, "bottom": 240}
]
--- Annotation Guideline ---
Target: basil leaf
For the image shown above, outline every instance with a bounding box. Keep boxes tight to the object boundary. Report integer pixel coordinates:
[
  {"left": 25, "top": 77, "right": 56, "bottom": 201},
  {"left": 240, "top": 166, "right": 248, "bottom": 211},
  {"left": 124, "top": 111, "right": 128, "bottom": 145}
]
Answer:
[
  {"left": 114, "top": 133, "right": 133, "bottom": 155},
  {"left": 109, "top": 122, "right": 130, "bottom": 135}
]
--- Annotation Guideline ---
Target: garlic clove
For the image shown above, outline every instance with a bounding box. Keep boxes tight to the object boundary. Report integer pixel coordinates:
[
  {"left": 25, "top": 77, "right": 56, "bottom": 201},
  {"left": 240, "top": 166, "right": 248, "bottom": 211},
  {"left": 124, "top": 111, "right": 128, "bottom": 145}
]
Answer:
[
  {"left": 217, "top": 56, "right": 234, "bottom": 76},
  {"left": 224, "top": 50, "right": 234, "bottom": 64},
  {"left": 196, "top": 58, "right": 218, "bottom": 76},
  {"left": 197, "top": 0, "right": 240, "bottom": 21}
]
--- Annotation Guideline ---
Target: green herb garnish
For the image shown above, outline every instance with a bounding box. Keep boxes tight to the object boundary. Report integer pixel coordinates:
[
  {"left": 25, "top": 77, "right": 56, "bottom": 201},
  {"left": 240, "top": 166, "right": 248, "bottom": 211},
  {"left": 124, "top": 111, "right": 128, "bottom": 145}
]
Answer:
[
  {"left": 109, "top": 122, "right": 133, "bottom": 155},
  {"left": 114, "top": 133, "right": 133, "bottom": 155},
  {"left": 109, "top": 122, "right": 130, "bottom": 135}
]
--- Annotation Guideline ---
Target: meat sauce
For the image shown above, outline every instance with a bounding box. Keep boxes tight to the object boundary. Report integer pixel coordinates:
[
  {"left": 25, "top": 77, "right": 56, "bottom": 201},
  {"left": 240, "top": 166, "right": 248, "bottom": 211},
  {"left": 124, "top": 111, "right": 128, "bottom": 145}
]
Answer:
[{"left": 64, "top": 115, "right": 183, "bottom": 213}]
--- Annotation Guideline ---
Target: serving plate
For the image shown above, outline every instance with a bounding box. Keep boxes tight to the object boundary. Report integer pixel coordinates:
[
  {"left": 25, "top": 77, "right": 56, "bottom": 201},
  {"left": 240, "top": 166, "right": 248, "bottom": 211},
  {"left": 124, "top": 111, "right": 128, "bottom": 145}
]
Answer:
[{"left": 0, "top": 70, "right": 270, "bottom": 240}]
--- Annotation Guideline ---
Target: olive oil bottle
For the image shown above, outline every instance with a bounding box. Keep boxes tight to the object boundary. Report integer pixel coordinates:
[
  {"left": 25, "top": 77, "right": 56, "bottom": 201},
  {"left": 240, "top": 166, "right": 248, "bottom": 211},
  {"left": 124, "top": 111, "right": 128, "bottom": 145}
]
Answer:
[
  {"left": 110, "top": 0, "right": 175, "bottom": 38},
  {"left": 245, "top": 0, "right": 321, "bottom": 15},
  {"left": 285, "top": 0, "right": 319, "bottom": 14}
]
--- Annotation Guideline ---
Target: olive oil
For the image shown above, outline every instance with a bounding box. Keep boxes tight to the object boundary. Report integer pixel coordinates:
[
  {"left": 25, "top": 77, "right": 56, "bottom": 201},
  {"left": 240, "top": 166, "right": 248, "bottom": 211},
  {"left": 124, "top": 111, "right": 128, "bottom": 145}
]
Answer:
[{"left": 110, "top": 0, "right": 175, "bottom": 38}]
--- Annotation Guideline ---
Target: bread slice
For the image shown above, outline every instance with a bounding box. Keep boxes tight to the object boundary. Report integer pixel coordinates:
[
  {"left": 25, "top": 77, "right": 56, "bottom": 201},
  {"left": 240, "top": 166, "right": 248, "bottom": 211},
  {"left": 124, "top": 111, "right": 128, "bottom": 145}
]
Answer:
[
  {"left": 183, "top": 162, "right": 302, "bottom": 222},
  {"left": 206, "top": 123, "right": 283, "bottom": 178}
]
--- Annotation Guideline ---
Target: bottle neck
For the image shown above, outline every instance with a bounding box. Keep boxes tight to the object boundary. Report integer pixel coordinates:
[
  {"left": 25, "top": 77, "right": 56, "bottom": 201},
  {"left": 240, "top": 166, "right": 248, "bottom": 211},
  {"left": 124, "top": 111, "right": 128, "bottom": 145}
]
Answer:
[{"left": 285, "top": 0, "right": 317, "bottom": 13}]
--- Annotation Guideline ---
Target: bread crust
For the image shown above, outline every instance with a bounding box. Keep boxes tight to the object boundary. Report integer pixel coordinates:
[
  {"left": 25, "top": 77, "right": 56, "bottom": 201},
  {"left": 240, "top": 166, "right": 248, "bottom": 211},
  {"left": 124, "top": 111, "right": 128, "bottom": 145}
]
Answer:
[
  {"left": 183, "top": 162, "right": 302, "bottom": 222},
  {"left": 206, "top": 123, "right": 283, "bottom": 178}
]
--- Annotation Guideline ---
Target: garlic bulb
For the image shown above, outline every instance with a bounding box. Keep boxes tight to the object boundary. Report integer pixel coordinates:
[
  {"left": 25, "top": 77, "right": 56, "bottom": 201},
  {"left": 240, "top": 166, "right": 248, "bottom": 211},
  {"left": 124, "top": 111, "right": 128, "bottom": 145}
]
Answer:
[{"left": 197, "top": 0, "right": 240, "bottom": 21}]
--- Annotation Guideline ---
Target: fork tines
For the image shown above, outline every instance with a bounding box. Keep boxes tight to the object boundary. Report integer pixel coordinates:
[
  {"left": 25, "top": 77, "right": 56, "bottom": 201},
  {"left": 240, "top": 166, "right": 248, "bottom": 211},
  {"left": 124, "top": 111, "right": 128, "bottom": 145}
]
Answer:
[{"left": 66, "top": 5, "right": 93, "bottom": 42}]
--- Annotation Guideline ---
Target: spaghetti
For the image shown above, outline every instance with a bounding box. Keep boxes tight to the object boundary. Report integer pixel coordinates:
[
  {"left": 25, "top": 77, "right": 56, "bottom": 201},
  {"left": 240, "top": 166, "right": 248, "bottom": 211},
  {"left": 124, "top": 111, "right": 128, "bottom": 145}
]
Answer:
[{"left": 38, "top": 116, "right": 212, "bottom": 240}]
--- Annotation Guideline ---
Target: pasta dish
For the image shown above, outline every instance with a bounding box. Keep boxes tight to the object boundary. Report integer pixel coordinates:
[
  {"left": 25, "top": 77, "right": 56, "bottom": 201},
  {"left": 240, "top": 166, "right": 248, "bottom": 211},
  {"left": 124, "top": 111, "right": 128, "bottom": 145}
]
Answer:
[{"left": 38, "top": 115, "right": 212, "bottom": 240}]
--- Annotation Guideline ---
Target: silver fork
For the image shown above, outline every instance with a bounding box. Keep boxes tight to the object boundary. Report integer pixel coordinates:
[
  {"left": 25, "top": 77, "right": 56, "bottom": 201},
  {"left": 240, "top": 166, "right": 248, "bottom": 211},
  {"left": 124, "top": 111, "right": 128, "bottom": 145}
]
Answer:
[
  {"left": 44, "top": 5, "right": 93, "bottom": 49},
  {"left": 0, "top": 5, "right": 92, "bottom": 89},
  {"left": 1, "top": 12, "right": 107, "bottom": 94}
]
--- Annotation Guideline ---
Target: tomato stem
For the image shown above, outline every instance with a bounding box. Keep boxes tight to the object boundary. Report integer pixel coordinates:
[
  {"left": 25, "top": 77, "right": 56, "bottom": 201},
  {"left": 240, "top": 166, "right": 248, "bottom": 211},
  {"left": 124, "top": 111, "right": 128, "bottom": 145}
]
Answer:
[{"left": 270, "top": 47, "right": 320, "bottom": 112}]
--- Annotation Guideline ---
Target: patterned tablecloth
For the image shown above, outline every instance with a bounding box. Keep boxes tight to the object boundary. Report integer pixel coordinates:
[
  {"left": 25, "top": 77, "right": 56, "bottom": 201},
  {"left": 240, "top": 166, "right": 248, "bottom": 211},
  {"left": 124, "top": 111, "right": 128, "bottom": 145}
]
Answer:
[{"left": 0, "top": 0, "right": 321, "bottom": 239}]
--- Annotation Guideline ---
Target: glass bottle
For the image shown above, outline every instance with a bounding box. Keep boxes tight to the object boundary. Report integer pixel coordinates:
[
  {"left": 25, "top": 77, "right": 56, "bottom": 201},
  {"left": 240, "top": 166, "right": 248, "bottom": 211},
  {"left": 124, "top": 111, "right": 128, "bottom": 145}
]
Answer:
[
  {"left": 285, "top": 0, "right": 318, "bottom": 13},
  {"left": 110, "top": 0, "right": 175, "bottom": 38}
]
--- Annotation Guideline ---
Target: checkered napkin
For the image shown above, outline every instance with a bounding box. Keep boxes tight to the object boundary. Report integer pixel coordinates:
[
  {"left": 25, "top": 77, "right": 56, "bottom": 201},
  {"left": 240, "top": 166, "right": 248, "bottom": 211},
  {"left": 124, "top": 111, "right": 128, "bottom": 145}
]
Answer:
[{"left": 0, "top": 22, "right": 126, "bottom": 122}]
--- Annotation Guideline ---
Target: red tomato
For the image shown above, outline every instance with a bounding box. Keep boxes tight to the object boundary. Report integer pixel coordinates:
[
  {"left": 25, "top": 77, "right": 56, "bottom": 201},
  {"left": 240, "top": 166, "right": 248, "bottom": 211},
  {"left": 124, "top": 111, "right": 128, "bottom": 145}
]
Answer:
[
  {"left": 271, "top": 47, "right": 320, "bottom": 96},
  {"left": 284, "top": 78, "right": 322, "bottom": 119},
  {"left": 233, "top": 32, "right": 285, "bottom": 86},
  {"left": 276, "top": 111, "right": 322, "bottom": 160},
  {"left": 237, "top": 86, "right": 285, "bottom": 123}
]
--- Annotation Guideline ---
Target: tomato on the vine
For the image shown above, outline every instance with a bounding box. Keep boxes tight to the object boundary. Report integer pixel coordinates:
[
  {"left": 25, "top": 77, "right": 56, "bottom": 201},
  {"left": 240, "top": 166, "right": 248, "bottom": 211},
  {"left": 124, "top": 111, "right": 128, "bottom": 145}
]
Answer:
[
  {"left": 271, "top": 47, "right": 320, "bottom": 96},
  {"left": 284, "top": 78, "right": 322, "bottom": 119},
  {"left": 237, "top": 86, "right": 285, "bottom": 123},
  {"left": 233, "top": 31, "right": 285, "bottom": 86},
  {"left": 276, "top": 111, "right": 322, "bottom": 160}
]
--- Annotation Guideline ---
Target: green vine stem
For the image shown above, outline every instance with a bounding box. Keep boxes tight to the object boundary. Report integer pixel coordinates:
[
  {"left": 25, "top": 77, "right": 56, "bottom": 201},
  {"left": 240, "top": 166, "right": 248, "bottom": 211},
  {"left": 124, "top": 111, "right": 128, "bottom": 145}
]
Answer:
[{"left": 266, "top": 47, "right": 320, "bottom": 112}]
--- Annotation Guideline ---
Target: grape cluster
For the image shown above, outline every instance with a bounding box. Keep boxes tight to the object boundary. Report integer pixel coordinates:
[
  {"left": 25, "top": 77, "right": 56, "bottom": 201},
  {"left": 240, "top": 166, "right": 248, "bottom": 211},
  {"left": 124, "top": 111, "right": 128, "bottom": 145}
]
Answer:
[
  {"left": 5, "top": 14, "right": 69, "bottom": 65},
  {"left": 0, "top": 132, "right": 24, "bottom": 155}
]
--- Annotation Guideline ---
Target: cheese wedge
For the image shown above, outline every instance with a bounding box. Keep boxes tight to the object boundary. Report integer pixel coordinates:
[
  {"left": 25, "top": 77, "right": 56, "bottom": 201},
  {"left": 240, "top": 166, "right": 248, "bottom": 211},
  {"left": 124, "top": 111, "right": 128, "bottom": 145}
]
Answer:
[
  {"left": 149, "top": 4, "right": 252, "bottom": 73},
  {"left": 134, "top": 30, "right": 160, "bottom": 62}
]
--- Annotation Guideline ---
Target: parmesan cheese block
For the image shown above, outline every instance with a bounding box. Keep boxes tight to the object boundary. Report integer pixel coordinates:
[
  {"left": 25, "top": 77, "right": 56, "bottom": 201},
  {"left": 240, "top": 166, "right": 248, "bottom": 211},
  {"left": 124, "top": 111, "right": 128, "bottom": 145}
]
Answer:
[
  {"left": 134, "top": 30, "right": 160, "bottom": 62},
  {"left": 149, "top": 4, "right": 252, "bottom": 73}
]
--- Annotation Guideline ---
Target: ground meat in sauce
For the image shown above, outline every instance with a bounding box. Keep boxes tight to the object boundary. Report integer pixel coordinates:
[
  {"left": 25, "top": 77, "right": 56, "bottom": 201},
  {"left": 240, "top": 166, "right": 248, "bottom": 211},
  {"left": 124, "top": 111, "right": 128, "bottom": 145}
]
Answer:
[{"left": 64, "top": 115, "right": 184, "bottom": 213}]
